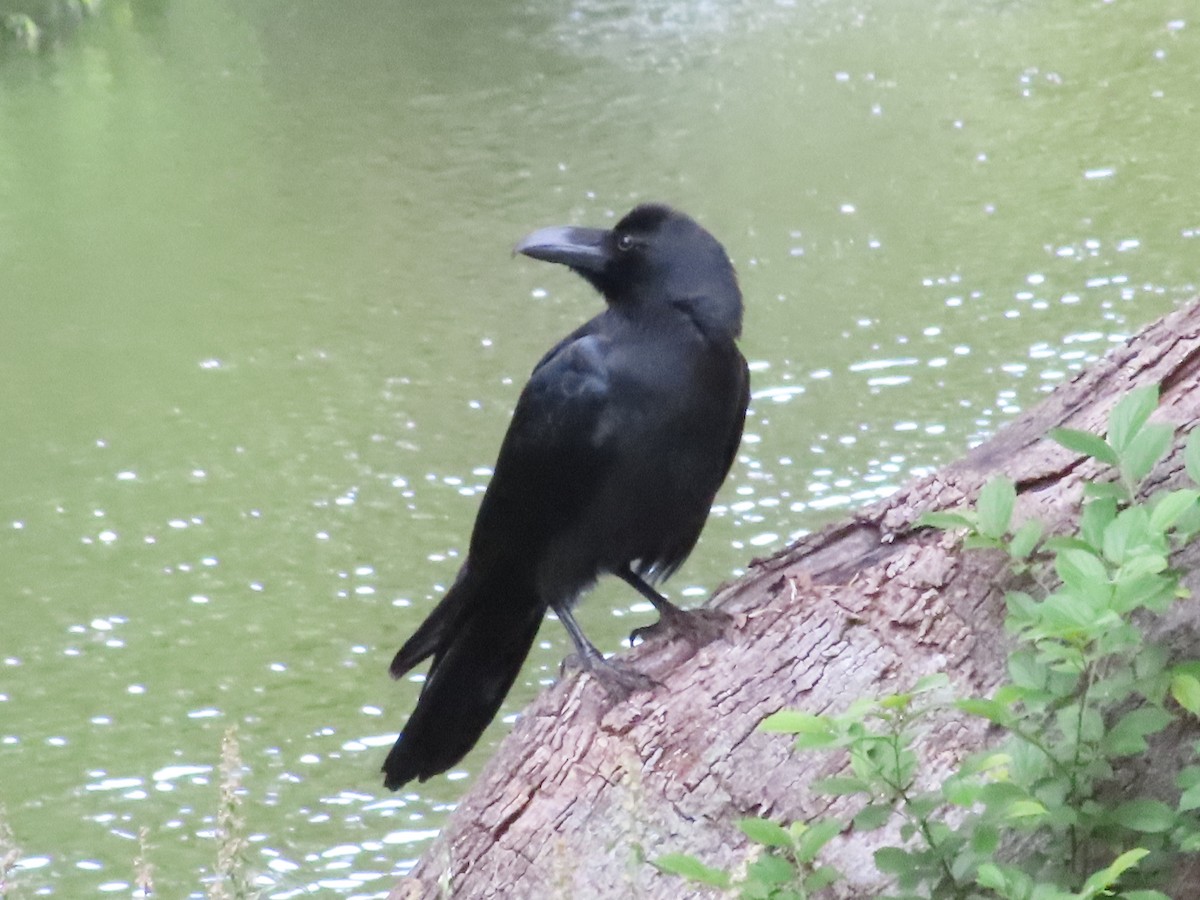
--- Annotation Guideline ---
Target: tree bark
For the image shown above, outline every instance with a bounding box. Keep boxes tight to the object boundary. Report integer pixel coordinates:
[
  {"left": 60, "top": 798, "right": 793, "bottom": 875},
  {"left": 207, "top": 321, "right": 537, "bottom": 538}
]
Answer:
[{"left": 390, "top": 298, "right": 1200, "bottom": 900}]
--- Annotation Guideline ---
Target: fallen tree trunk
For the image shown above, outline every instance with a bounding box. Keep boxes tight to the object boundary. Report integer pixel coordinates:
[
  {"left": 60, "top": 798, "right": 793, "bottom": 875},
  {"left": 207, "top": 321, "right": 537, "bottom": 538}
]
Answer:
[{"left": 390, "top": 298, "right": 1200, "bottom": 900}]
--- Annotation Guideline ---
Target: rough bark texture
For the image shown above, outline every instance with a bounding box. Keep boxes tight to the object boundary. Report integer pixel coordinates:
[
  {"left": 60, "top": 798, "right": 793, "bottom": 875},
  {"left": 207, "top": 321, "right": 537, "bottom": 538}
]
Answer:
[{"left": 390, "top": 298, "right": 1200, "bottom": 900}]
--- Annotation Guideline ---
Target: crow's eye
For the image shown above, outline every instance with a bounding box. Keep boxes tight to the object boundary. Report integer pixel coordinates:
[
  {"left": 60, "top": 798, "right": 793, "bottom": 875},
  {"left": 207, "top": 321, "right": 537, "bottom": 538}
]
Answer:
[{"left": 616, "top": 233, "right": 636, "bottom": 252}]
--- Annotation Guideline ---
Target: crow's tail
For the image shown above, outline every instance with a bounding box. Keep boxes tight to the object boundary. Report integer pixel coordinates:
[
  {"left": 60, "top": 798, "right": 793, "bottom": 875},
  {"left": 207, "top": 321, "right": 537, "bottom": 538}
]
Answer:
[{"left": 382, "top": 575, "right": 544, "bottom": 790}]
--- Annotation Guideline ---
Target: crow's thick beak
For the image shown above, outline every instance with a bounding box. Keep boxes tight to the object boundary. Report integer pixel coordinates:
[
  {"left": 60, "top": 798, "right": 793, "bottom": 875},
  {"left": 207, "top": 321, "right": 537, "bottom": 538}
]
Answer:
[{"left": 514, "top": 226, "right": 609, "bottom": 276}]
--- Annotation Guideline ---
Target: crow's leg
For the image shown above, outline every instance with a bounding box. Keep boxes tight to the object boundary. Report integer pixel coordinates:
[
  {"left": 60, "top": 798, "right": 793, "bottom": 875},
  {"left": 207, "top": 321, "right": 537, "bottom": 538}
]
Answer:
[
  {"left": 616, "top": 566, "right": 730, "bottom": 648},
  {"left": 553, "top": 600, "right": 659, "bottom": 699}
]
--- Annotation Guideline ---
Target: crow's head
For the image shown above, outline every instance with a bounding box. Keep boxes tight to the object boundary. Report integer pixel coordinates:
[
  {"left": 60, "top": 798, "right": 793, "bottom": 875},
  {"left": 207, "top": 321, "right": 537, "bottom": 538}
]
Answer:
[{"left": 515, "top": 203, "right": 742, "bottom": 339}]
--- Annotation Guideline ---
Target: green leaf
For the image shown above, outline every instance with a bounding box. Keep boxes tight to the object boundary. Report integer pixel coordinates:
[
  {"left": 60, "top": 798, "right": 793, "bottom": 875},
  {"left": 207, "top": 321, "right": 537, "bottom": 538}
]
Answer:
[
  {"left": 970, "top": 823, "right": 1000, "bottom": 856},
  {"left": 760, "top": 709, "right": 832, "bottom": 735},
  {"left": 1108, "top": 386, "right": 1159, "bottom": 454},
  {"left": 1136, "top": 644, "right": 1170, "bottom": 681},
  {"left": 1080, "top": 497, "right": 1118, "bottom": 551},
  {"left": 981, "top": 776, "right": 1039, "bottom": 810},
  {"left": 916, "top": 510, "right": 975, "bottom": 531},
  {"left": 746, "top": 853, "right": 795, "bottom": 885},
  {"left": 1050, "top": 426, "right": 1119, "bottom": 465},
  {"left": 1102, "top": 506, "right": 1151, "bottom": 565},
  {"left": 1009, "top": 520, "right": 1043, "bottom": 560},
  {"left": 912, "top": 672, "right": 951, "bottom": 694},
  {"left": 1004, "top": 592, "right": 1040, "bottom": 633},
  {"left": 738, "top": 817, "right": 793, "bottom": 848},
  {"left": 968, "top": 751, "right": 1014, "bottom": 776},
  {"left": 1057, "top": 702, "right": 1104, "bottom": 743},
  {"left": 1092, "top": 666, "right": 1137, "bottom": 702},
  {"left": 812, "top": 776, "right": 871, "bottom": 797},
  {"left": 872, "top": 846, "right": 910, "bottom": 875},
  {"left": 803, "top": 866, "right": 840, "bottom": 892},
  {"left": 1180, "top": 765, "right": 1200, "bottom": 791},
  {"left": 975, "top": 863, "right": 1004, "bottom": 890},
  {"left": 1179, "top": 781, "right": 1200, "bottom": 813},
  {"left": 1123, "top": 892, "right": 1173, "bottom": 900},
  {"left": 794, "top": 819, "right": 841, "bottom": 863},
  {"left": 853, "top": 803, "right": 893, "bottom": 831},
  {"left": 1079, "top": 847, "right": 1150, "bottom": 896},
  {"left": 791, "top": 731, "right": 842, "bottom": 751},
  {"left": 955, "top": 697, "right": 1013, "bottom": 726},
  {"left": 977, "top": 476, "right": 1016, "bottom": 540},
  {"left": 977, "top": 862, "right": 1032, "bottom": 895},
  {"left": 1007, "top": 649, "right": 1048, "bottom": 690},
  {"left": 1174, "top": 660, "right": 1200, "bottom": 680},
  {"left": 1055, "top": 548, "right": 1109, "bottom": 597},
  {"left": 1112, "top": 566, "right": 1174, "bottom": 615},
  {"left": 841, "top": 697, "right": 877, "bottom": 722},
  {"left": 1121, "top": 423, "right": 1174, "bottom": 487},
  {"left": 1186, "top": 428, "right": 1200, "bottom": 486},
  {"left": 1117, "top": 551, "right": 1169, "bottom": 582},
  {"left": 964, "top": 533, "right": 1004, "bottom": 551},
  {"left": 942, "top": 776, "right": 980, "bottom": 807},
  {"left": 1173, "top": 502, "right": 1200, "bottom": 543},
  {"left": 653, "top": 853, "right": 731, "bottom": 888},
  {"left": 1039, "top": 591, "right": 1105, "bottom": 636},
  {"left": 877, "top": 691, "right": 914, "bottom": 711},
  {"left": 992, "top": 684, "right": 1035, "bottom": 707},
  {"left": 1102, "top": 707, "right": 1172, "bottom": 756},
  {"left": 1171, "top": 672, "right": 1200, "bottom": 716},
  {"left": 1084, "top": 480, "right": 1130, "bottom": 502},
  {"left": 1044, "top": 534, "right": 1095, "bottom": 553},
  {"left": 1150, "top": 489, "right": 1200, "bottom": 533},
  {"left": 906, "top": 795, "right": 937, "bottom": 821},
  {"left": 1110, "top": 800, "right": 1175, "bottom": 833},
  {"left": 1005, "top": 799, "right": 1047, "bottom": 819}
]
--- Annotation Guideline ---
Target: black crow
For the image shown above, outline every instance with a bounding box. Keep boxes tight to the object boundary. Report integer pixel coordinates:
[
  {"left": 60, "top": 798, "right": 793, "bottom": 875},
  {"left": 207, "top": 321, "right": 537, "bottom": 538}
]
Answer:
[{"left": 382, "top": 203, "right": 749, "bottom": 790}]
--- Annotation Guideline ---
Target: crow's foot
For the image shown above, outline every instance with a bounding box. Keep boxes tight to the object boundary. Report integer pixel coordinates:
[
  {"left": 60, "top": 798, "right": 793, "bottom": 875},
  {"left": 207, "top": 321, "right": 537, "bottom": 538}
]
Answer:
[
  {"left": 561, "top": 651, "right": 660, "bottom": 699},
  {"left": 629, "top": 605, "right": 730, "bottom": 649}
]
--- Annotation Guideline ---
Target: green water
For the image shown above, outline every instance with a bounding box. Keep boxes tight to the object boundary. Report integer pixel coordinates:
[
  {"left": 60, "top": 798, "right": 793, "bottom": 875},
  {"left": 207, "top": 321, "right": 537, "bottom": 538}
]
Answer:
[{"left": 1, "top": 0, "right": 1195, "bottom": 895}]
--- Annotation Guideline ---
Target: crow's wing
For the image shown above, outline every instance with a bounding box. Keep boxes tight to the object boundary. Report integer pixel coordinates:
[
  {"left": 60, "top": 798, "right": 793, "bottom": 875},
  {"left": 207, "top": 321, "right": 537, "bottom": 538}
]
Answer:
[{"left": 465, "top": 317, "right": 619, "bottom": 567}]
